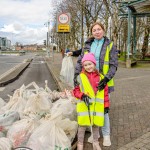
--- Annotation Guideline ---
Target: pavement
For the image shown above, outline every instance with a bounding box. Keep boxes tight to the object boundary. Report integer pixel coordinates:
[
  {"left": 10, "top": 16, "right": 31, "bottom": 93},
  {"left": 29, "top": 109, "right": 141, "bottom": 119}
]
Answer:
[{"left": 1, "top": 52, "right": 150, "bottom": 150}]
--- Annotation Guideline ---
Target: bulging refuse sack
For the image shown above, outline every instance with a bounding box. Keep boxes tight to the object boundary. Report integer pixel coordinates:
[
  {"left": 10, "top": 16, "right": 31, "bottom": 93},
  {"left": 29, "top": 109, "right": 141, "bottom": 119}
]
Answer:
[
  {"left": 55, "top": 118, "right": 78, "bottom": 143},
  {"left": 0, "top": 137, "right": 12, "bottom": 150},
  {"left": 23, "top": 91, "right": 53, "bottom": 117},
  {"left": 0, "top": 132, "right": 5, "bottom": 138},
  {"left": 0, "top": 88, "right": 27, "bottom": 118},
  {"left": 27, "top": 118, "right": 78, "bottom": 150},
  {"left": 0, "top": 111, "right": 20, "bottom": 135},
  {"left": 7, "top": 118, "right": 40, "bottom": 148},
  {"left": 50, "top": 98, "right": 77, "bottom": 121},
  {"left": 60, "top": 56, "right": 74, "bottom": 88}
]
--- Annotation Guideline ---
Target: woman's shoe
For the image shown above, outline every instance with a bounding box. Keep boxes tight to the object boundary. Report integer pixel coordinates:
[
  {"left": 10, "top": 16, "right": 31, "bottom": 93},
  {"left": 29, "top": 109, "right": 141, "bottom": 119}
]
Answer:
[
  {"left": 93, "top": 141, "right": 102, "bottom": 150},
  {"left": 103, "top": 135, "right": 111, "bottom": 146}
]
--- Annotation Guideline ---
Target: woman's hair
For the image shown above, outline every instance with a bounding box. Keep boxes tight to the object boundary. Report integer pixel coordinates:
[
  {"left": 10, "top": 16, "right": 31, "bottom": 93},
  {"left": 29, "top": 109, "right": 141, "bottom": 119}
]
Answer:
[{"left": 90, "top": 22, "right": 105, "bottom": 34}]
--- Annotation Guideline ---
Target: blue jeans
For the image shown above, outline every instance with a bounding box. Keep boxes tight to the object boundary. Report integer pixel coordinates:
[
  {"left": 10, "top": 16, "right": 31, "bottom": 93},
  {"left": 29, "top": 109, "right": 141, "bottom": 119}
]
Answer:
[
  {"left": 102, "top": 93, "right": 110, "bottom": 136},
  {"left": 101, "top": 113, "right": 110, "bottom": 136}
]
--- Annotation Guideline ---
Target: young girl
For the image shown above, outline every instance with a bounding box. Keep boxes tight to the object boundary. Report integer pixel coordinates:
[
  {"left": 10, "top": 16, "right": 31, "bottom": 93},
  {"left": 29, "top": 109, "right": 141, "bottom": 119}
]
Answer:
[{"left": 73, "top": 53, "right": 109, "bottom": 150}]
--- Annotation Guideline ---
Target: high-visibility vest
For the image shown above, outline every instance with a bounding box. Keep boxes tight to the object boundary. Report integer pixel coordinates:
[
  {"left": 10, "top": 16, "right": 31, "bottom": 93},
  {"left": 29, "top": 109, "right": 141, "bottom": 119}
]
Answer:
[
  {"left": 84, "top": 42, "right": 114, "bottom": 89},
  {"left": 103, "top": 42, "right": 114, "bottom": 88},
  {"left": 77, "top": 73, "right": 104, "bottom": 127}
]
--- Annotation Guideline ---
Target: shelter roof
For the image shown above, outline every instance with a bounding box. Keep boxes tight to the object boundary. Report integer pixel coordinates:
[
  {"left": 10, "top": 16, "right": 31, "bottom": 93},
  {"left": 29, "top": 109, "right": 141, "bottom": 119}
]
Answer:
[{"left": 117, "top": 0, "right": 150, "bottom": 17}]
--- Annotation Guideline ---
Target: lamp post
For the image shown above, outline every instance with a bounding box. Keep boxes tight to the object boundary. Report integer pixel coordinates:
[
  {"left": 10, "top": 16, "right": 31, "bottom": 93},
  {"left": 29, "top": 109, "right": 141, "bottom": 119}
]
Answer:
[{"left": 44, "top": 21, "right": 50, "bottom": 57}]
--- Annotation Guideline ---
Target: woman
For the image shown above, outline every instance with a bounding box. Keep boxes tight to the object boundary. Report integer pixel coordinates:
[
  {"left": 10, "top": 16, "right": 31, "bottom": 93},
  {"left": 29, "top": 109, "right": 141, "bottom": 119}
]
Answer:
[{"left": 74, "top": 22, "right": 118, "bottom": 147}]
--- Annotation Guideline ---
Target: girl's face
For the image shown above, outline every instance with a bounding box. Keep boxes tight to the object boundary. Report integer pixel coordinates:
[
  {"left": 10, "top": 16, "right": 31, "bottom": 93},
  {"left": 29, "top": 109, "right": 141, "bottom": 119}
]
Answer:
[
  {"left": 83, "top": 61, "right": 95, "bottom": 72},
  {"left": 92, "top": 24, "right": 104, "bottom": 40}
]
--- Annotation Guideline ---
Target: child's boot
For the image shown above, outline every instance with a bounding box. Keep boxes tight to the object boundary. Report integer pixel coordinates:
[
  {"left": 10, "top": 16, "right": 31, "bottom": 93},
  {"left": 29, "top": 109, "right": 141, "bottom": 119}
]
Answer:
[
  {"left": 77, "top": 142, "right": 83, "bottom": 150},
  {"left": 103, "top": 135, "right": 111, "bottom": 146},
  {"left": 93, "top": 141, "right": 102, "bottom": 150}
]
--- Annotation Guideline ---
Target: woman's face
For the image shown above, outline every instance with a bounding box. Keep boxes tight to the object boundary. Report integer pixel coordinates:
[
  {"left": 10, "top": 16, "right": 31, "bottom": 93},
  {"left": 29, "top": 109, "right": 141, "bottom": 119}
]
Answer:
[{"left": 92, "top": 24, "right": 104, "bottom": 40}]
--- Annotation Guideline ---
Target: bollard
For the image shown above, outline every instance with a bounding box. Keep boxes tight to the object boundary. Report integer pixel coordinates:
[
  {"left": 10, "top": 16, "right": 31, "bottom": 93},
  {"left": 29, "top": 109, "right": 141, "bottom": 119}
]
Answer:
[{"left": 126, "top": 59, "right": 131, "bottom": 68}]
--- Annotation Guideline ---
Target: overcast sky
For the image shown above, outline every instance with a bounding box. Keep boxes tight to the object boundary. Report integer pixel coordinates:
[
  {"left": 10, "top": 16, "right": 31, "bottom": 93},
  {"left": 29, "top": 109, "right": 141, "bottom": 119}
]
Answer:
[{"left": 0, "top": 0, "right": 57, "bottom": 45}]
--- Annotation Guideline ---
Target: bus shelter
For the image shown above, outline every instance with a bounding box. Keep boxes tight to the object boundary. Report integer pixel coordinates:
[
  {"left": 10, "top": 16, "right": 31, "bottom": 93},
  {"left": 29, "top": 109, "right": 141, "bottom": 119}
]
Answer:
[{"left": 115, "top": 0, "right": 150, "bottom": 67}]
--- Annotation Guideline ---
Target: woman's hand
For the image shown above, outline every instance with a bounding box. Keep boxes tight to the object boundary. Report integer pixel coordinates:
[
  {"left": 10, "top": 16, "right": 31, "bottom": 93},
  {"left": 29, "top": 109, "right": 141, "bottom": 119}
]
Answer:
[
  {"left": 97, "top": 77, "right": 109, "bottom": 91},
  {"left": 64, "top": 52, "right": 73, "bottom": 56}
]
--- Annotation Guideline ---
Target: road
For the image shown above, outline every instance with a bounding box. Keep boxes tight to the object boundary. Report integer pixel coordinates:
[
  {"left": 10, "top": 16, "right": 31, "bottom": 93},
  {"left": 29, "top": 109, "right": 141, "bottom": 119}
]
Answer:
[
  {"left": 0, "top": 55, "right": 58, "bottom": 101},
  {"left": 0, "top": 53, "right": 35, "bottom": 75}
]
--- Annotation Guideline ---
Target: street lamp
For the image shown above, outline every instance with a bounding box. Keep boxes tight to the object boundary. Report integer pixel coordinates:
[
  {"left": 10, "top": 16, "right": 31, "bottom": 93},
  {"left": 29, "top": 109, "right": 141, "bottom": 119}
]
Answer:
[{"left": 44, "top": 21, "right": 50, "bottom": 57}]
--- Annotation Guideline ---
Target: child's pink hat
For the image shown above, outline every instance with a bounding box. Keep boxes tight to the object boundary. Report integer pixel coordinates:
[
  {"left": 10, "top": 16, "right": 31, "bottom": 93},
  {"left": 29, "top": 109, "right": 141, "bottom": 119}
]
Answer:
[{"left": 82, "top": 53, "right": 96, "bottom": 65}]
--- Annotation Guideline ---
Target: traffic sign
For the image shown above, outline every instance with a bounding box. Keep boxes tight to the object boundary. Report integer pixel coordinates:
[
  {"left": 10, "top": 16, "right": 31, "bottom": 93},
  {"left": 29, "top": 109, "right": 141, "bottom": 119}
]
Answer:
[
  {"left": 58, "top": 13, "right": 69, "bottom": 24},
  {"left": 58, "top": 24, "right": 70, "bottom": 32},
  {"left": 57, "top": 12, "right": 71, "bottom": 33}
]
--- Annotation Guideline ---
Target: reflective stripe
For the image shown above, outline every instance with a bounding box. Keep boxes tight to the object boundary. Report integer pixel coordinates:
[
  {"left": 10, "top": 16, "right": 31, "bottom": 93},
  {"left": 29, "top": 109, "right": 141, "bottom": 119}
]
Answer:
[
  {"left": 93, "top": 112, "right": 104, "bottom": 117},
  {"left": 96, "top": 98, "right": 104, "bottom": 103},
  {"left": 77, "top": 98, "right": 104, "bottom": 104},
  {"left": 104, "top": 61, "right": 109, "bottom": 65},
  {"left": 78, "top": 111, "right": 104, "bottom": 117},
  {"left": 78, "top": 112, "right": 91, "bottom": 116},
  {"left": 77, "top": 100, "right": 93, "bottom": 104}
]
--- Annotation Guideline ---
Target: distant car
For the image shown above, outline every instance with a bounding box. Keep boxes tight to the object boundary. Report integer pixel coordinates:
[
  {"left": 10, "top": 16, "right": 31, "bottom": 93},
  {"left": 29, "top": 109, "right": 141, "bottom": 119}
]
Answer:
[{"left": 19, "top": 50, "right": 26, "bottom": 55}]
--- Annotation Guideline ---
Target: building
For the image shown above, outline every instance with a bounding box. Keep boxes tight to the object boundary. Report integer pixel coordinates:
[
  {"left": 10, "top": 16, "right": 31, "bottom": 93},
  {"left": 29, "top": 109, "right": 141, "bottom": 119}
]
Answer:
[
  {"left": 15, "top": 44, "right": 38, "bottom": 51},
  {"left": 0, "top": 37, "right": 11, "bottom": 50}
]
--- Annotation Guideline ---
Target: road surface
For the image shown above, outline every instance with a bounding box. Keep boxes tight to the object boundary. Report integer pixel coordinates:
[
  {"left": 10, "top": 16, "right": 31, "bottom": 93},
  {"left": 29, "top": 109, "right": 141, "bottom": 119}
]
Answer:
[{"left": 0, "top": 55, "right": 58, "bottom": 101}]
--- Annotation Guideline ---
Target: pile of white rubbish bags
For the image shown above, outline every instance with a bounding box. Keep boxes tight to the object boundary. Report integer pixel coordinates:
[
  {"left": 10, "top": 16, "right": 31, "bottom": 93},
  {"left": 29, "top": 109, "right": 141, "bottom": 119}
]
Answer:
[{"left": 0, "top": 81, "right": 78, "bottom": 150}]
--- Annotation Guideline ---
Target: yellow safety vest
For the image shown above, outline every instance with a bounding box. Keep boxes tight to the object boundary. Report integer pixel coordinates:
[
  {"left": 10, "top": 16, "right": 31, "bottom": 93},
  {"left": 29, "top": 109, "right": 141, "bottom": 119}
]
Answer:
[
  {"left": 103, "top": 42, "right": 114, "bottom": 88},
  {"left": 77, "top": 73, "right": 104, "bottom": 127},
  {"left": 84, "top": 42, "right": 114, "bottom": 89}
]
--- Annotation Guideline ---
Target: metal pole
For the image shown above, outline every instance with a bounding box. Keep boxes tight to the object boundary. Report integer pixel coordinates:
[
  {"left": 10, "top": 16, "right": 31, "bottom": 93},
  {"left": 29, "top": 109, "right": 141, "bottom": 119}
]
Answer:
[
  {"left": 133, "top": 16, "right": 137, "bottom": 57},
  {"left": 52, "top": 34, "right": 54, "bottom": 61},
  {"left": 48, "top": 21, "right": 50, "bottom": 57},
  {"left": 64, "top": 32, "right": 66, "bottom": 52},
  {"left": 127, "top": 8, "right": 131, "bottom": 59},
  {"left": 47, "top": 32, "right": 48, "bottom": 46},
  {"left": 81, "top": 0, "right": 84, "bottom": 48}
]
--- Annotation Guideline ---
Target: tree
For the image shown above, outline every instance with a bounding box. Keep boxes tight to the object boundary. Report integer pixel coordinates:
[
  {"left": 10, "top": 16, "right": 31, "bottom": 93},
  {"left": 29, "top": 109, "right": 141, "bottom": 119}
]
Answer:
[{"left": 141, "top": 18, "right": 150, "bottom": 59}]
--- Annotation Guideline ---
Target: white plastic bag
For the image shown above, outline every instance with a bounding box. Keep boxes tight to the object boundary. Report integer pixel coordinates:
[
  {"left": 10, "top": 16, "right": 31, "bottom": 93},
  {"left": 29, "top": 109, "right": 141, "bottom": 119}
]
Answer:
[
  {"left": 0, "top": 137, "right": 12, "bottom": 150},
  {"left": 55, "top": 118, "right": 78, "bottom": 143},
  {"left": 27, "top": 119, "right": 73, "bottom": 150},
  {"left": 51, "top": 98, "right": 77, "bottom": 121},
  {"left": 7, "top": 119, "right": 39, "bottom": 148},
  {"left": 0, "top": 111, "right": 20, "bottom": 135},
  {"left": 23, "top": 91, "right": 52, "bottom": 117},
  {"left": 60, "top": 56, "right": 74, "bottom": 87},
  {"left": 0, "top": 88, "right": 27, "bottom": 118}
]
